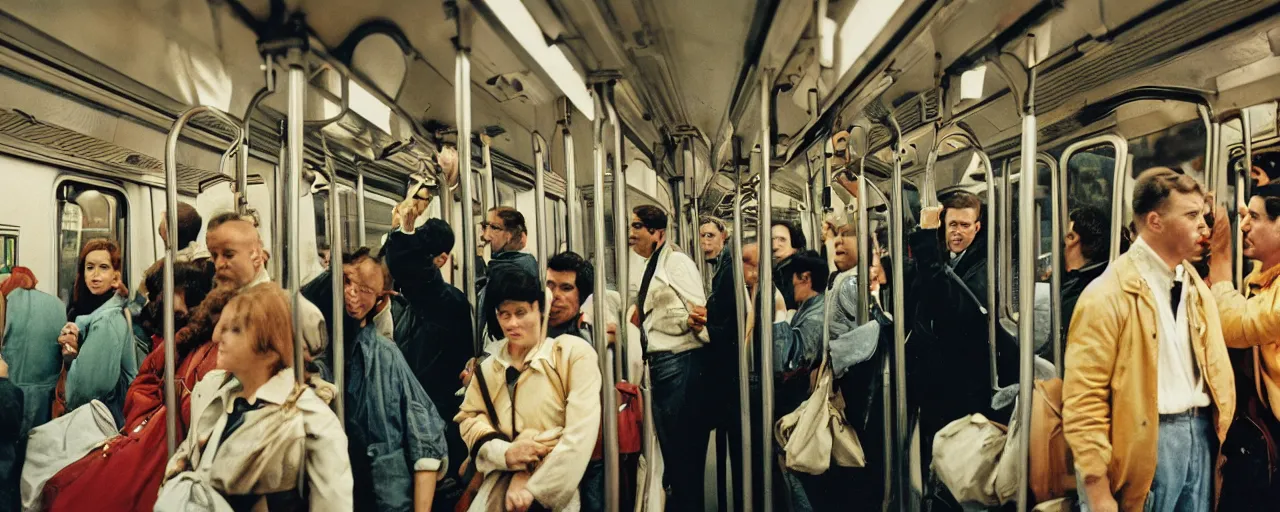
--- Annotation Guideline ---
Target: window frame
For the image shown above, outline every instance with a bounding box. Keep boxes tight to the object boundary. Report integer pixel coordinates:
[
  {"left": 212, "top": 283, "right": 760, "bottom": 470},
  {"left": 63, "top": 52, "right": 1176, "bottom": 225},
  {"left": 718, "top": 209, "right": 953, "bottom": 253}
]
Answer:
[
  {"left": 1059, "top": 134, "right": 1129, "bottom": 260},
  {"left": 52, "top": 175, "right": 129, "bottom": 305}
]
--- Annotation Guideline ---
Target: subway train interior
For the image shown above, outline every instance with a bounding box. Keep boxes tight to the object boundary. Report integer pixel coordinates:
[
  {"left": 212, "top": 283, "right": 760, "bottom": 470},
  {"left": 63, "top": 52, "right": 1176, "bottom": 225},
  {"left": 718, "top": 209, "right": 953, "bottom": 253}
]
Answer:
[{"left": 2, "top": 0, "right": 1280, "bottom": 511}]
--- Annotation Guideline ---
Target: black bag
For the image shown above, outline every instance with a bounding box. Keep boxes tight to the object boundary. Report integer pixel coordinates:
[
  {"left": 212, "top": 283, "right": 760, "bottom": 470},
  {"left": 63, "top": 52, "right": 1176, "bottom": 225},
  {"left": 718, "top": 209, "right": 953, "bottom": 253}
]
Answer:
[{"left": 1220, "top": 347, "right": 1280, "bottom": 510}]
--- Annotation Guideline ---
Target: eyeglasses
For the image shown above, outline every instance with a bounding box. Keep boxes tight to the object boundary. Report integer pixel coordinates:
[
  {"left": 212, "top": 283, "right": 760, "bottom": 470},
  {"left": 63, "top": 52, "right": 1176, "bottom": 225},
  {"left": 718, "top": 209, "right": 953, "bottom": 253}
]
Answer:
[{"left": 343, "top": 277, "right": 378, "bottom": 298}]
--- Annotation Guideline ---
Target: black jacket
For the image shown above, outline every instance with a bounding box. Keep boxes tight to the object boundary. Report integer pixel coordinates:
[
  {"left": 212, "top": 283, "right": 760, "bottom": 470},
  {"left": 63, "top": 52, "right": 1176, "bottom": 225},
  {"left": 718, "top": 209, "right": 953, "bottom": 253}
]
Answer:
[
  {"left": 775, "top": 255, "right": 798, "bottom": 311},
  {"left": 906, "top": 228, "right": 1014, "bottom": 424},
  {"left": 1058, "top": 261, "right": 1107, "bottom": 347},
  {"left": 0, "top": 378, "right": 20, "bottom": 512}
]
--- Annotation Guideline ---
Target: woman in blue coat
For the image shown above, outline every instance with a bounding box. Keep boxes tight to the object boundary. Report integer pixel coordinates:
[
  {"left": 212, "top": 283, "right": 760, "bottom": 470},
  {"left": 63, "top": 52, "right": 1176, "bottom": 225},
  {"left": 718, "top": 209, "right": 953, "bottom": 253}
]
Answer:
[{"left": 55, "top": 239, "right": 136, "bottom": 427}]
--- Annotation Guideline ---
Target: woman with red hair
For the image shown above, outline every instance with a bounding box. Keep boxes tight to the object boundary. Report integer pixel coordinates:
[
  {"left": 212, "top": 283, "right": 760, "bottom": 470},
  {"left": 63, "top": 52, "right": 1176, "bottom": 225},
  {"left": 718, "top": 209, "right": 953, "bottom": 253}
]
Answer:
[{"left": 54, "top": 239, "right": 136, "bottom": 427}]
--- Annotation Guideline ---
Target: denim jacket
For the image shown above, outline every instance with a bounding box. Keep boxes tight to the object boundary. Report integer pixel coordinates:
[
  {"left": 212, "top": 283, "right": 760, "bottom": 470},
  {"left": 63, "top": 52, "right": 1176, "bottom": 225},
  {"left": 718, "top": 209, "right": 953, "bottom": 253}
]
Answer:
[
  {"left": 344, "top": 324, "right": 450, "bottom": 511},
  {"left": 772, "top": 293, "right": 826, "bottom": 375},
  {"left": 67, "top": 293, "right": 137, "bottom": 427}
]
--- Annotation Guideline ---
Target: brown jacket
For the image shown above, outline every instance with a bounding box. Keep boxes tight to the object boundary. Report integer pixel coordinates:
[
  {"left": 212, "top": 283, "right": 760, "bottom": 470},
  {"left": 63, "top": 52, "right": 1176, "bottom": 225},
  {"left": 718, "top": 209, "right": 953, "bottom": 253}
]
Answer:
[{"left": 1062, "top": 251, "right": 1235, "bottom": 511}]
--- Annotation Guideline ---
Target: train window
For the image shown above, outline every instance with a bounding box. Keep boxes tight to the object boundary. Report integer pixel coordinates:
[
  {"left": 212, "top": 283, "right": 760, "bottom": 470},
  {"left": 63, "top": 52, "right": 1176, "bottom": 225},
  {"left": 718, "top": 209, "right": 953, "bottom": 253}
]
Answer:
[
  {"left": 496, "top": 181, "right": 517, "bottom": 207},
  {"left": 1127, "top": 120, "right": 1208, "bottom": 181},
  {"left": 314, "top": 186, "right": 395, "bottom": 254},
  {"left": 1064, "top": 144, "right": 1117, "bottom": 222},
  {"left": 0, "top": 225, "right": 17, "bottom": 274},
  {"left": 56, "top": 180, "right": 128, "bottom": 304}
]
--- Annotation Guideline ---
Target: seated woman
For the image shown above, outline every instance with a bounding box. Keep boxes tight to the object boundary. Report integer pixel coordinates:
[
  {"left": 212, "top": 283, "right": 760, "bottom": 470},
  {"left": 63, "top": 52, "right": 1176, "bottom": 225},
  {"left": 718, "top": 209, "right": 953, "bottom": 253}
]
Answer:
[
  {"left": 55, "top": 239, "right": 137, "bottom": 427},
  {"left": 40, "top": 262, "right": 220, "bottom": 512},
  {"left": 158, "top": 282, "right": 351, "bottom": 511},
  {"left": 455, "top": 271, "right": 601, "bottom": 512}
]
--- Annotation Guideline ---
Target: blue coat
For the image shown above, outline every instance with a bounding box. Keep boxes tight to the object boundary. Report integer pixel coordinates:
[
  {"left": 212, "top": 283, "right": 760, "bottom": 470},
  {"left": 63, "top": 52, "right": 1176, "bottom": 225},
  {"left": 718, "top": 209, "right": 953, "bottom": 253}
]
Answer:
[
  {"left": 2, "top": 288, "right": 64, "bottom": 439},
  {"left": 344, "top": 324, "right": 450, "bottom": 511},
  {"left": 65, "top": 293, "right": 137, "bottom": 427}
]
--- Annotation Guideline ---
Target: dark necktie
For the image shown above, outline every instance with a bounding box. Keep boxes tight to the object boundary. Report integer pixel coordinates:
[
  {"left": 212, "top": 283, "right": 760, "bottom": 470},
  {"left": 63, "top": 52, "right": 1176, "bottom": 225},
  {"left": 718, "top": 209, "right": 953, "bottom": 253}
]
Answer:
[{"left": 1170, "top": 266, "right": 1184, "bottom": 316}]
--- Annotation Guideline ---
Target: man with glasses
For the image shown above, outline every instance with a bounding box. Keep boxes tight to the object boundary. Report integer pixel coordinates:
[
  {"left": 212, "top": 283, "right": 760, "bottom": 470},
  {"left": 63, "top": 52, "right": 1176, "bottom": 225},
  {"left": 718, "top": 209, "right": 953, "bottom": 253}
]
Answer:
[
  {"left": 907, "top": 191, "right": 996, "bottom": 512},
  {"left": 478, "top": 207, "right": 538, "bottom": 340},
  {"left": 628, "top": 205, "right": 712, "bottom": 511},
  {"left": 307, "top": 248, "right": 451, "bottom": 511}
]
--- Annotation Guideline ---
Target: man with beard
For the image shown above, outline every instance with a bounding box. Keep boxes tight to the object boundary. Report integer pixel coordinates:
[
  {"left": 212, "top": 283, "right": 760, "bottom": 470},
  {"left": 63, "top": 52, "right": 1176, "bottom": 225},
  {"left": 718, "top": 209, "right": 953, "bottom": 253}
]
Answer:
[{"left": 204, "top": 212, "right": 328, "bottom": 359}]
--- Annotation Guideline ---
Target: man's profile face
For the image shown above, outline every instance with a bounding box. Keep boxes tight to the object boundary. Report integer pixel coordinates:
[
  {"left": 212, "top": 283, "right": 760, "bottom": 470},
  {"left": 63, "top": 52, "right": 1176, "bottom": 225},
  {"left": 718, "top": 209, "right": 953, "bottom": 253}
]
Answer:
[{"left": 546, "top": 269, "right": 581, "bottom": 328}]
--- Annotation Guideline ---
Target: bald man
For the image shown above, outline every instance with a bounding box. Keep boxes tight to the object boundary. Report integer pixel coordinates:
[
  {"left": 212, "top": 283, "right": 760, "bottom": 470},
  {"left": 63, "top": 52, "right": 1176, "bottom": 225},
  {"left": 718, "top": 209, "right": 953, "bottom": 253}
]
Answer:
[{"left": 205, "top": 212, "right": 329, "bottom": 363}]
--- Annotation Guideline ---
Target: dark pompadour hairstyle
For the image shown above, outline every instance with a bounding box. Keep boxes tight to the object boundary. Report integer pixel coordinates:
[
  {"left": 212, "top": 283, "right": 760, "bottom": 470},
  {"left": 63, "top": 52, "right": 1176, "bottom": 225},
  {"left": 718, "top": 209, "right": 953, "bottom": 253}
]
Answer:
[{"left": 547, "top": 251, "right": 594, "bottom": 305}]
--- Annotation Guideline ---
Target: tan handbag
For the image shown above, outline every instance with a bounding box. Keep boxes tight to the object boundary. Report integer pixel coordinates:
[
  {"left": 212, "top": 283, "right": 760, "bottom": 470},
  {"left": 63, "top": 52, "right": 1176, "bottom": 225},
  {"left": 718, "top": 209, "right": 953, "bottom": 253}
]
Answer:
[
  {"left": 931, "top": 413, "right": 1008, "bottom": 506},
  {"left": 773, "top": 289, "right": 866, "bottom": 475}
]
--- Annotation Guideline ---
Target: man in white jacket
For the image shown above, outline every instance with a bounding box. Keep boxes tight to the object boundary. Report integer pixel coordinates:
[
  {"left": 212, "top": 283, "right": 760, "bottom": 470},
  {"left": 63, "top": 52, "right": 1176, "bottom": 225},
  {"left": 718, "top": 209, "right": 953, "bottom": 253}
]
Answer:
[{"left": 628, "top": 204, "right": 711, "bottom": 511}]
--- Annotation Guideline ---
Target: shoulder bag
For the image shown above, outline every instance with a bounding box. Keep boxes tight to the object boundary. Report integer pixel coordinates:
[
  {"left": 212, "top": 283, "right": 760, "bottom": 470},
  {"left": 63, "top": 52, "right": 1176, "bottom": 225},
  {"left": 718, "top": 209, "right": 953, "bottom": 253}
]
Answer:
[{"left": 773, "top": 283, "right": 865, "bottom": 475}]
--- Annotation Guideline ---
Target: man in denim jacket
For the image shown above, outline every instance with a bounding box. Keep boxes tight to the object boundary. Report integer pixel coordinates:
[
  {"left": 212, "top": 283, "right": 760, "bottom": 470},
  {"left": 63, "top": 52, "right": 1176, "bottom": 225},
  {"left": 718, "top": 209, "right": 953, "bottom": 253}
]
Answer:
[{"left": 305, "top": 249, "right": 450, "bottom": 511}]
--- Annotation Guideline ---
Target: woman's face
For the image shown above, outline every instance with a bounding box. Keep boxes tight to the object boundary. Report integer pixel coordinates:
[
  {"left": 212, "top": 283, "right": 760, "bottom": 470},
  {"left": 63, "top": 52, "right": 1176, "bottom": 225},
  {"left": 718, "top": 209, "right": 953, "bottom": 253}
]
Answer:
[
  {"left": 83, "top": 249, "right": 118, "bottom": 296},
  {"left": 497, "top": 300, "right": 540, "bottom": 347},
  {"left": 214, "top": 303, "right": 274, "bottom": 375}
]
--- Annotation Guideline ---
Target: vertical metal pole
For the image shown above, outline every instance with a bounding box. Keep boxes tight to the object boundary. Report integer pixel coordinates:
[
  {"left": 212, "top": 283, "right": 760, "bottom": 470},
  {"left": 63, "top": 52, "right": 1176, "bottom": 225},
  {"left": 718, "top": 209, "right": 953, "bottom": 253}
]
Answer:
[
  {"left": 1049, "top": 157, "right": 1064, "bottom": 374},
  {"left": 286, "top": 50, "right": 307, "bottom": 383},
  {"left": 731, "top": 137, "right": 753, "bottom": 512},
  {"left": 163, "top": 106, "right": 241, "bottom": 455},
  {"left": 456, "top": 15, "right": 480, "bottom": 353},
  {"left": 757, "top": 71, "right": 776, "bottom": 512},
  {"left": 273, "top": 120, "right": 287, "bottom": 281},
  {"left": 672, "top": 179, "right": 687, "bottom": 250},
  {"left": 978, "top": 150, "right": 998, "bottom": 391},
  {"left": 320, "top": 141, "right": 346, "bottom": 423},
  {"left": 1015, "top": 38, "right": 1038, "bottom": 512},
  {"left": 887, "top": 115, "right": 910, "bottom": 511},
  {"left": 688, "top": 141, "right": 700, "bottom": 254},
  {"left": 856, "top": 156, "right": 871, "bottom": 325},
  {"left": 482, "top": 136, "right": 496, "bottom": 212},
  {"left": 1002, "top": 161, "right": 1014, "bottom": 315},
  {"left": 561, "top": 98, "right": 581, "bottom": 254},
  {"left": 1239, "top": 111, "right": 1252, "bottom": 289},
  {"left": 533, "top": 133, "right": 549, "bottom": 279},
  {"left": 606, "top": 87, "right": 629, "bottom": 385},
  {"left": 591, "top": 88, "right": 622, "bottom": 512},
  {"left": 356, "top": 170, "right": 367, "bottom": 247}
]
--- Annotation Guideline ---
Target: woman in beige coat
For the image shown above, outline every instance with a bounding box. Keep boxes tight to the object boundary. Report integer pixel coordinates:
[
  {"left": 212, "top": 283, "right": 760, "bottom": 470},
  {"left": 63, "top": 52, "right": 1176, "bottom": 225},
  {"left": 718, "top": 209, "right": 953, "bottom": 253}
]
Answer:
[
  {"left": 456, "top": 270, "right": 602, "bottom": 512},
  {"left": 158, "top": 283, "right": 353, "bottom": 511}
]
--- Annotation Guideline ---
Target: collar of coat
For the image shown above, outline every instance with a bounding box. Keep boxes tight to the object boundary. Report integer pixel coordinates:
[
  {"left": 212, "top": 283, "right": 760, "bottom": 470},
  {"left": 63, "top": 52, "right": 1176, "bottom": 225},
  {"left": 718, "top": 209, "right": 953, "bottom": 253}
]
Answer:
[
  {"left": 1247, "top": 262, "right": 1280, "bottom": 292},
  {"left": 489, "top": 335, "right": 560, "bottom": 373},
  {"left": 216, "top": 368, "right": 301, "bottom": 414},
  {"left": 1112, "top": 247, "right": 1201, "bottom": 297}
]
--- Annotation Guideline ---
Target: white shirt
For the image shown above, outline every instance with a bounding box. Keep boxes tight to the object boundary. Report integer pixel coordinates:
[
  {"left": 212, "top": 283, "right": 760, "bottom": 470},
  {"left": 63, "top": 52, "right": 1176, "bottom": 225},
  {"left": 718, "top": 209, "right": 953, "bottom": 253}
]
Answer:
[{"left": 1130, "top": 237, "right": 1211, "bottom": 414}]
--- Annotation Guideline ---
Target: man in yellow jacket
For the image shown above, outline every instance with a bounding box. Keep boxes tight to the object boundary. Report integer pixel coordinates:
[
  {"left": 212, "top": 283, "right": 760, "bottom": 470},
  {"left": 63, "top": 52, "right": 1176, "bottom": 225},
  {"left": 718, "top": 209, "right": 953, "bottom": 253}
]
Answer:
[
  {"left": 1064, "top": 168, "right": 1235, "bottom": 512},
  {"left": 1206, "top": 182, "right": 1280, "bottom": 505}
]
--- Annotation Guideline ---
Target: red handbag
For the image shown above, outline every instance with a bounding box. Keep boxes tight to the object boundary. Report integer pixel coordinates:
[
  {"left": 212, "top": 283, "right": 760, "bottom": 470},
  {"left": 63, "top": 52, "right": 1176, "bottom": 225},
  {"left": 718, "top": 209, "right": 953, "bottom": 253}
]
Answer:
[{"left": 592, "top": 381, "right": 643, "bottom": 459}]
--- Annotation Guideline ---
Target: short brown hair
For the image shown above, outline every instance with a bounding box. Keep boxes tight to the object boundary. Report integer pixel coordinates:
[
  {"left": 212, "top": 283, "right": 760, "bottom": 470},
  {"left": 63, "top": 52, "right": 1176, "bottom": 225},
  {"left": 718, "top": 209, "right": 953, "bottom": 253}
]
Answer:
[
  {"left": 1132, "top": 167, "right": 1203, "bottom": 218},
  {"left": 941, "top": 191, "right": 983, "bottom": 224},
  {"left": 488, "top": 206, "right": 527, "bottom": 237},
  {"left": 224, "top": 282, "right": 296, "bottom": 374}
]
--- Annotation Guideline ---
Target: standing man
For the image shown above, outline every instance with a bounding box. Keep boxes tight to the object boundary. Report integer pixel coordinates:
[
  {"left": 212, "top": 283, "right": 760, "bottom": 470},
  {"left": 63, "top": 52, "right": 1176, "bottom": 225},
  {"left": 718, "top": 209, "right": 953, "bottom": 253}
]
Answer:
[
  {"left": 1064, "top": 168, "right": 1234, "bottom": 512},
  {"left": 907, "top": 191, "right": 998, "bottom": 511},
  {"left": 699, "top": 216, "right": 729, "bottom": 293},
  {"left": 478, "top": 207, "right": 537, "bottom": 340},
  {"left": 1207, "top": 183, "right": 1280, "bottom": 507},
  {"left": 628, "top": 205, "right": 711, "bottom": 510},
  {"left": 1059, "top": 205, "right": 1110, "bottom": 353}
]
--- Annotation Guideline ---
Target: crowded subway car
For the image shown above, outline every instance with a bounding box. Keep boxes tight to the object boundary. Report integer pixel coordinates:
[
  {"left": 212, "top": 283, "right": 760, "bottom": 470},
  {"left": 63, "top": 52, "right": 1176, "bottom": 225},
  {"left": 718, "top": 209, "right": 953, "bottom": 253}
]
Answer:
[{"left": 4, "top": 0, "right": 1280, "bottom": 511}]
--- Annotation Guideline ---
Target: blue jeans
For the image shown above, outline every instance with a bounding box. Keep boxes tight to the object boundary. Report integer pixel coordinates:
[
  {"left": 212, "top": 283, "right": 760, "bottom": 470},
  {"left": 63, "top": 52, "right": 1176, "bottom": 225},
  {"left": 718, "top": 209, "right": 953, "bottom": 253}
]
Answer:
[
  {"left": 580, "top": 459, "right": 604, "bottom": 512},
  {"left": 1145, "top": 411, "right": 1214, "bottom": 512},
  {"left": 650, "top": 348, "right": 713, "bottom": 511}
]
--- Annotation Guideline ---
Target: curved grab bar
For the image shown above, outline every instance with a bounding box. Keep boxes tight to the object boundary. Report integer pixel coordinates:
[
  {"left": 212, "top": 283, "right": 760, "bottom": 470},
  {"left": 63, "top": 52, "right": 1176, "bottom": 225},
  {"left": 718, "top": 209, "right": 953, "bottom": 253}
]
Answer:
[{"left": 164, "top": 106, "right": 244, "bottom": 458}]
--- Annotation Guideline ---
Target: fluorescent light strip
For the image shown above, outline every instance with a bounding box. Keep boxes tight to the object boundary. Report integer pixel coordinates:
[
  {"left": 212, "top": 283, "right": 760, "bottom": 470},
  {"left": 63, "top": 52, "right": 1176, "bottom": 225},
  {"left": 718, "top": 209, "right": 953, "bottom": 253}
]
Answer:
[
  {"left": 837, "top": 0, "right": 906, "bottom": 78},
  {"left": 485, "top": 0, "right": 595, "bottom": 120},
  {"left": 348, "top": 80, "right": 393, "bottom": 133}
]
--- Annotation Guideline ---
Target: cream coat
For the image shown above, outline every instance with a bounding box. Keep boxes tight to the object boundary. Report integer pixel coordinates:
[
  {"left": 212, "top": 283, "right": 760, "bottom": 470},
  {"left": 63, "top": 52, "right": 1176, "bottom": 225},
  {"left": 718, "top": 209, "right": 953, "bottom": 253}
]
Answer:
[
  {"left": 163, "top": 369, "right": 352, "bottom": 512},
  {"left": 455, "top": 335, "right": 603, "bottom": 511}
]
